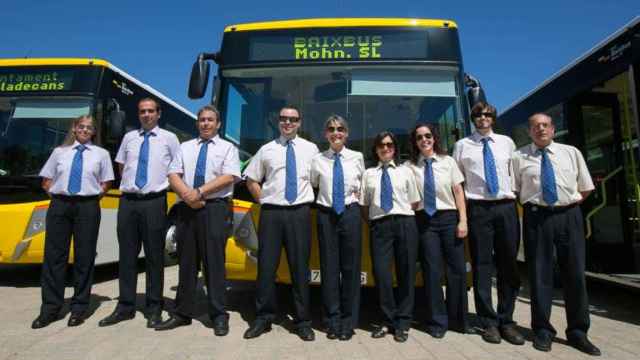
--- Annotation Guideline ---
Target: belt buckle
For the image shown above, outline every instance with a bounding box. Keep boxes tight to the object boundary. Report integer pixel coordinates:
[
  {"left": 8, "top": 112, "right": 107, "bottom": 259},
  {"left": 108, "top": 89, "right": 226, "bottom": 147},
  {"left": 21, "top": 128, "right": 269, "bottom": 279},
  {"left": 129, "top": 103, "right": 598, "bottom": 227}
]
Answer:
[{"left": 531, "top": 205, "right": 538, "bottom": 212}]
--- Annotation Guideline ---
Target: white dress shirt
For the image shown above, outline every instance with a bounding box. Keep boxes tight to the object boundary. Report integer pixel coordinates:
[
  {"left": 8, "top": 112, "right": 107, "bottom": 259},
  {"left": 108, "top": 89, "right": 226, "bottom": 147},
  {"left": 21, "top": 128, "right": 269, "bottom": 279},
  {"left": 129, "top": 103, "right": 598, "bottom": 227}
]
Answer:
[
  {"left": 40, "top": 141, "right": 114, "bottom": 196},
  {"left": 359, "top": 161, "right": 421, "bottom": 220},
  {"left": 243, "top": 135, "right": 320, "bottom": 206},
  {"left": 405, "top": 154, "right": 464, "bottom": 211},
  {"left": 169, "top": 135, "right": 241, "bottom": 201},
  {"left": 452, "top": 131, "right": 516, "bottom": 200},
  {"left": 115, "top": 126, "right": 180, "bottom": 194},
  {"left": 511, "top": 141, "right": 595, "bottom": 206},
  {"left": 310, "top": 147, "right": 364, "bottom": 208}
]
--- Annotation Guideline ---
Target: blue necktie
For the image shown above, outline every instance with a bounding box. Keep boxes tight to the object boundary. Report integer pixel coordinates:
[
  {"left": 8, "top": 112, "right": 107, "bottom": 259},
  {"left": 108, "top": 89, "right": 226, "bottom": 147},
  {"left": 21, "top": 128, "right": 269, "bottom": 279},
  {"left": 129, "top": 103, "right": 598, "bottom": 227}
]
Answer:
[
  {"left": 332, "top": 153, "right": 345, "bottom": 215},
  {"left": 67, "top": 144, "right": 86, "bottom": 194},
  {"left": 481, "top": 138, "right": 499, "bottom": 197},
  {"left": 285, "top": 139, "right": 297, "bottom": 203},
  {"left": 194, "top": 139, "right": 209, "bottom": 188},
  {"left": 540, "top": 148, "right": 558, "bottom": 205},
  {"left": 380, "top": 164, "right": 393, "bottom": 213},
  {"left": 135, "top": 132, "right": 151, "bottom": 189},
  {"left": 424, "top": 158, "right": 437, "bottom": 216}
]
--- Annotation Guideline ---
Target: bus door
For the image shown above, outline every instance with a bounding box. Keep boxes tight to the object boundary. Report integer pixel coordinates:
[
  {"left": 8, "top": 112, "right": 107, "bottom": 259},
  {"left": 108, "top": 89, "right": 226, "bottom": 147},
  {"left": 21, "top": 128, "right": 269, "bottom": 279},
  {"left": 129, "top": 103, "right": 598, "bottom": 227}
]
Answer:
[{"left": 569, "top": 92, "right": 638, "bottom": 273}]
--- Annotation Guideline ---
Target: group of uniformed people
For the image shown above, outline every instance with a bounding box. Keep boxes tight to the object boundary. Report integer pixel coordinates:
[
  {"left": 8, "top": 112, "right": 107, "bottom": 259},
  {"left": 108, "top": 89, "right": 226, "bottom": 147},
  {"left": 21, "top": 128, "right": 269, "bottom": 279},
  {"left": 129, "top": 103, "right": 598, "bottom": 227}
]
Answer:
[{"left": 31, "top": 97, "right": 601, "bottom": 356}]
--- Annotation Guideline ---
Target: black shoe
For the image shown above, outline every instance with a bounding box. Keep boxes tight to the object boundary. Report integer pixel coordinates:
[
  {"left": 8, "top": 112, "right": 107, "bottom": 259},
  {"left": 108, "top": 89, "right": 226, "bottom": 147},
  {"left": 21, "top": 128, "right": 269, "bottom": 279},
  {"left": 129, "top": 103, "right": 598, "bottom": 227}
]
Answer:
[
  {"left": 533, "top": 333, "right": 552, "bottom": 352},
  {"left": 482, "top": 326, "right": 501, "bottom": 344},
  {"left": 213, "top": 320, "right": 229, "bottom": 336},
  {"left": 371, "top": 327, "right": 388, "bottom": 338},
  {"left": 67, "top": 313, "right": 85, "bottom": 327},
  {"left": 98, "top": 311, "right": 135, "bottom": 327},
  {"left": 568, "top": 337, "right": 601, "bottom": 356},
  {"left": 326, "top": 329, "right": 339, "bottom": 340},
  {"left": 500, "top": 325, "right": 525, "bottom": 345},
  {"left": 146, "top": 312, "right": 163, "bottom": 329},
  {"left": 154, "top": 315, "right": 191, "bottom": 331},
  {"left": 244, "top": 321, "right": 272, "bottom": 339},
  {"left": 297, "top": 327, "right": 315, "bottom": 341},
  {"left": 394, "top": 329, "right": 408, "bottom": 343},
  {"left": 426, "top": 328, "right": 446, "bottom": 339},
  {"left": 339, "top": 330, "right": 355, "bottom": 341},
  {"left": 31, "top": 314, "right": 56, "bottom": 329}
]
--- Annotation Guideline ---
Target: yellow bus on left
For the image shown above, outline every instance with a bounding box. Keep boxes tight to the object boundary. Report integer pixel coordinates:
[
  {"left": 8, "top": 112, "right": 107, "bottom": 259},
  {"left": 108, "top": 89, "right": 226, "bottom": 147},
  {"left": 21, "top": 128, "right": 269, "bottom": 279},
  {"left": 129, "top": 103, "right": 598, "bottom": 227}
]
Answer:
[{"left": 0, "top": 58, "right": 197, "bottom": 264}]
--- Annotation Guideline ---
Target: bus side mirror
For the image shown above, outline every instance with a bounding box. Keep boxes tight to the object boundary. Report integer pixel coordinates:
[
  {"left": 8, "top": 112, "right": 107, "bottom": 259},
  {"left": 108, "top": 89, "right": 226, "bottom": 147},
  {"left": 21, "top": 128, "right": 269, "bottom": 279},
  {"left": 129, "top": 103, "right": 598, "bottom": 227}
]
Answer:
[
  {"left": 109, "top": 110, "right": 126, "bottom": 140},
  {"left": 108, "top": 99, "right": 126, "bottom": 140},
  {"left": 464, "top": 73, "right": 486, "bottom": 108},
  {"left": 188, "top": 54, "right": 211, "bottom": 99}
]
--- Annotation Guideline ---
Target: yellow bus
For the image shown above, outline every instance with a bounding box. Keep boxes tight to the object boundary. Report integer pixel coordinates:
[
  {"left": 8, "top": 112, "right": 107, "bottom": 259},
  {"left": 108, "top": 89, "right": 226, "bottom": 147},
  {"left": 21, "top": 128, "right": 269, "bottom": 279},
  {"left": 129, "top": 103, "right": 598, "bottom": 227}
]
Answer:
[
  {"left": 0, "top": 58, "right": 196, "bottom": 265},
  {"left": 188, "top": 18, "right": 484, "bottom": 286}
]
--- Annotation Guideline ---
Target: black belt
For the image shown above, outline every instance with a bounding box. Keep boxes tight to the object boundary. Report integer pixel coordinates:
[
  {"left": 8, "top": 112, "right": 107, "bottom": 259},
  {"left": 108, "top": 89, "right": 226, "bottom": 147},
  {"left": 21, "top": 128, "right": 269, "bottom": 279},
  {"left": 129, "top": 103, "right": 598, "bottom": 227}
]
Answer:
[
  {"left": 317, "top": 203, "right": 359, "bottom": 212},
  {"left": 261, "top": 203, "right": 311, "bottom": 210},
  {"left": 371, "top": 214, "right": 412, "bottom": 225},
  {"left": 51, "top": 194, "right": 100, "bottom": 202},
  {"left": 205, "top": 197, "right": 231, "bottom": 204},
  {"left": 468, "top": 198, "right": 515, "bottom": 205},
  {"left": 524, "top": 202, "right": 578, "bottom": 213},
  {"left": 122, "top": 190, "right": 167, "bottom": 200}
]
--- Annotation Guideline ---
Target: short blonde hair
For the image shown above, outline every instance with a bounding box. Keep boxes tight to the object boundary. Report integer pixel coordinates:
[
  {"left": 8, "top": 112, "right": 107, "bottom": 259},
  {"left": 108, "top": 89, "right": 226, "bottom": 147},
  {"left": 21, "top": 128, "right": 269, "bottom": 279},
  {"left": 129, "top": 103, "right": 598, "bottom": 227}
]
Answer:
[{"left": 62, "top": 115, "right": 95, "bottom": 146}]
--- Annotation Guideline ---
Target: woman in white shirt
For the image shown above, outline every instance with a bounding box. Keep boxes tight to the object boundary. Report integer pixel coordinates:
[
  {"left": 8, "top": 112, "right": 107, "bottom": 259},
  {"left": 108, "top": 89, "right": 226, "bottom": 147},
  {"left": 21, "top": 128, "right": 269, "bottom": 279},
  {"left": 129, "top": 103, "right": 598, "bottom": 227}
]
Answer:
[
  {"left": 310, "top": 115, "right": 365, "bottom": 341},
  {"left": 360, "top": 131, "right": 420, "bottom": 343},
  {"left": 406, "top": 123, "right": 469, "bottom": 339},
  {"left": 32, "top": 115, "right": 114, "bottom": 329}
]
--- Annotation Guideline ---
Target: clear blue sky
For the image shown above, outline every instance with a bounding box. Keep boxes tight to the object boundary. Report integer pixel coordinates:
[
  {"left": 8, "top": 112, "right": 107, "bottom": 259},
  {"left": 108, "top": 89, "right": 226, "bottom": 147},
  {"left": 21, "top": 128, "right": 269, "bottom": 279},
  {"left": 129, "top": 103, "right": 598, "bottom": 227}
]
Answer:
[{"left": 3, "top": 1, "right": 639, "bottom": 114}]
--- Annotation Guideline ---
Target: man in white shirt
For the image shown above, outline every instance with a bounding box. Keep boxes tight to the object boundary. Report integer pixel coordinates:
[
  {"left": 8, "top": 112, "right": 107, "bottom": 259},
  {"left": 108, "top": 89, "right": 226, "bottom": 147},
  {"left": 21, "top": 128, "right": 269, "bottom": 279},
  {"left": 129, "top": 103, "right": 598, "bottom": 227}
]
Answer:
[
  {"left": 100, "top": 98, "right": 180, "bottom": 329},
  {"left": 243, "top": 105, "right": 319, "bottom": 341},
  {"left": 453, "top": 102, "right": 523, "bottom": 345},
  {"left": 512, "top": 113, "right": 600, "bottom": 356},
  {"left": 155, "top": 105, "right": 240, "bottom": 336}
]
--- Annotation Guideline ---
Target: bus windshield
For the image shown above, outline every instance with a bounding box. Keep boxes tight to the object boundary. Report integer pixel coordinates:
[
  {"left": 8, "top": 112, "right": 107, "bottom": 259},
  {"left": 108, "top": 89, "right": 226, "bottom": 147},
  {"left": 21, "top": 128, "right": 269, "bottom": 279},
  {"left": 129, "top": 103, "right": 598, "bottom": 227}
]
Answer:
[
  {"left": 0, "top": 97, "right": 93, "bottom": 178},
  {"left": 220, "top": 65, "right": 464, "bottom": 166}
]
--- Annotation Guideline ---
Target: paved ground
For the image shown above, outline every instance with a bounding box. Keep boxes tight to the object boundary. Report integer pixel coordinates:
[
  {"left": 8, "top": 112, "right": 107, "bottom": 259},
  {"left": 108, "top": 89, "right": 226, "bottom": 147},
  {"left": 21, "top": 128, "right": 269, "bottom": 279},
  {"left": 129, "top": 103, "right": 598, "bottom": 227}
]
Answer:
[{"left": 0, "top": 263, "right": 638, "bottom": 360}]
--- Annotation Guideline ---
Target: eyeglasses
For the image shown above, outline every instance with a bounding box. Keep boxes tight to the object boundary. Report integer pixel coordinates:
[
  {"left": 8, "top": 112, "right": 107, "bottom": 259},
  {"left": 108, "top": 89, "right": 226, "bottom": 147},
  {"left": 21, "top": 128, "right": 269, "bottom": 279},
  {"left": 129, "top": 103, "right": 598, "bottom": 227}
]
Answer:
[
  {"left": 327, "top": 126, "right": 346, "bottom": 133},
  {"left": 279, "top": 116, "right": 300, "bottom": 123},
  {"left": 416, "top": 133, "right": 433, "bottom": 141},
  {"left": 473, "top": 112, "right": 494, "bottom": 119},
  {"left": 377, "top": 142, "right": 395, "bottom": 149},
  {"left": 76, "top": 125, "right": 94, "bottom": 131}
]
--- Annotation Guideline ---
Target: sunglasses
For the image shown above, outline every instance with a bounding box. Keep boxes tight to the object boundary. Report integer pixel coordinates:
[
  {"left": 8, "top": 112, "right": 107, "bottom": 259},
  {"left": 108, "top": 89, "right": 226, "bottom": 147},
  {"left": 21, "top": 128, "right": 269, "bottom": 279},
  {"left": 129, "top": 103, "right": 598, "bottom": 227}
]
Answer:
[
  {"left": 279, "top": 116, "right": 300, "bottom": 123},
  {"left": 377, "top": 142, "right": 395, "bottom": 149},
  {"left": 327, "top": 126, "right": 346, "bottom": 133},
  {"left": 76, "top": 124, "right": 94, "bottom": 131},
  {"left": 416, "top": 133, "right": 433, "bottom": 141},
  {"left": 473, "top": 112, "right": 494, "bottom": 118}
]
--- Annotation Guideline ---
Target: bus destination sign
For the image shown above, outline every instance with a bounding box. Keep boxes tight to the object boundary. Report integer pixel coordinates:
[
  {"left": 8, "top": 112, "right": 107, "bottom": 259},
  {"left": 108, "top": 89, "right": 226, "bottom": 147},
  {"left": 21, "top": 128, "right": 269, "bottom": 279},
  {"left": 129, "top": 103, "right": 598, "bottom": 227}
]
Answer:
[
  {"left": 249, "top": 30, "right": 428, "bottom": 62},
  {"left": 0, "top": 70, "right": 73, "bottom": 92}
]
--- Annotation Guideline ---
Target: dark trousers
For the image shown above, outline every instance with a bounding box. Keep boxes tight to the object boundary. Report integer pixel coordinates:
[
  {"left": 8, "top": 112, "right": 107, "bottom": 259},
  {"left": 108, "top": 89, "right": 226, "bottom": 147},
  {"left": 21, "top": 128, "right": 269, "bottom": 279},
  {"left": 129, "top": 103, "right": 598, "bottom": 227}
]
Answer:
[
  {"left": 468, "top": 200, "right": 521, "bottom": 328},
  {"left": 173, "top": 200, "right": 231, "bottom": 323},
  {"left": 316, "top": 204, "right": 362, "bottom": 332},
  {"left": 116, "top": 194, "right": 167, "bottom": 315},
  {"left": 40, "top": 196, "right": 100, "bottom": 316},
  {"left": 370, "top": 215, "right": 417, "bottom": 331},
  {"left": 523, "top": 204, "right": 590, "bottom": 340},
  {"left": 255, "top": 204, "right": 312, "bottom": 328},
  {"left": 416, "top": 210, "right": 468, "bottom": 332}
]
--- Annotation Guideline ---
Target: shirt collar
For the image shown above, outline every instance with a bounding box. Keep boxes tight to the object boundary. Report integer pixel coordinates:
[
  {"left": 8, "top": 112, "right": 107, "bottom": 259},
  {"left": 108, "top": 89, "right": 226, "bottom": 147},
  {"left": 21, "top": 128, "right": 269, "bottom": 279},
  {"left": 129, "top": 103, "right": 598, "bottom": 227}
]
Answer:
[
  {"left": 328, "top": 146, "right": 347, "bottom": 157},
  {"left": 377, "top": 160, "right": 396, "bottom": 169},
  {"left": 278, "top": 135, "right": 297, "bottom": 145},
  {"left": 199, "top": 134, "right": 219, "bottom": 144},
  {"left": 419, "top": 154, "right": 439, "bottom": 164},
  {"left": 531, "top": 141, "right": 556, "bottom": 154},
  {"left": 72, "top": 140, "right": 92, "bottom": 150},
  {"left": 472, "top": 130, "right": 495, "bottom": 142},
  {"left": 139, "top": 126, "right": 159, "bottom": 136}
]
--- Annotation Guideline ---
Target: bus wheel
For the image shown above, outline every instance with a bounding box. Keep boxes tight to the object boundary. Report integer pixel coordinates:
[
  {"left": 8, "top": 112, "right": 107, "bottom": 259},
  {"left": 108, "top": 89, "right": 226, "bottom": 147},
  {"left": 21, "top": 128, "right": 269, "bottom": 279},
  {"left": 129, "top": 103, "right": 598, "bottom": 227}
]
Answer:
[{"left": 164, "top": 217, "right": 179, "bottom": 266}]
